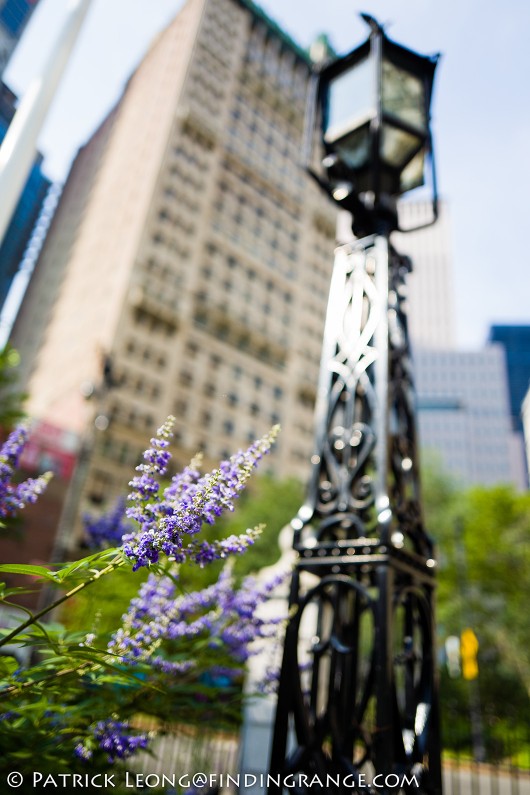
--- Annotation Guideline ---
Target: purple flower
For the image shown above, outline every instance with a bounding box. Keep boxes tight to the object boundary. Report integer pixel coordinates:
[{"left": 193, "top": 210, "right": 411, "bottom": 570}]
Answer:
[
  {"left": 164, "top": 453, "right": 202, "bottom": 502},
  {"left": 122, "top": 420, "right": 279, "bottom": 570},
  {"left": 108, "top": 567, "right": 288, "bottom": 679},
  {"left": 74, "top": 743, "right": 92, "bottom": 761},
  {"left": 185, "top": 527, "right": 261, "bottom": 568},
  {"left": 257, "top": 664, "right": 282, "bottom": 695},
  {"left": 83, "top": 498, "right": 133, "bottom": 549},
  {"left": 76, "top": 720, "right": 149, "bottom": 764},
  {"left": 0, "top": 424, "right": 52, "bottom": 520}
]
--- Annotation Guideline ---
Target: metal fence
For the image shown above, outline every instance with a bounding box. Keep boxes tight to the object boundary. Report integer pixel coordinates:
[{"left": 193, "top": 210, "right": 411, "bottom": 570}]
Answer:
[
  {"left": 132, "top": 722, "right": 530, "bottom": 794},
  {"left": 442, "top": 716, "right": 530, "bottom": 795},
  {"left": 443, "top": 759, "right": 530, "bottom": 795},
  {"left": 133, "top": 724, "right": 239, "bottom": 784}
]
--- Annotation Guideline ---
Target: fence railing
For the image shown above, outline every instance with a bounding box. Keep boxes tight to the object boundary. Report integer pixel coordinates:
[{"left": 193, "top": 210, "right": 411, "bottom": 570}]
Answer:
[
  {"left": 132, "top": 724, "right": 239, "bottom": 785},
  {"left": 443, "top": 758, "right": 530, "bottom": 795},
  {"left": 132, "top": 720, "right": 530, "bottom": 794}
]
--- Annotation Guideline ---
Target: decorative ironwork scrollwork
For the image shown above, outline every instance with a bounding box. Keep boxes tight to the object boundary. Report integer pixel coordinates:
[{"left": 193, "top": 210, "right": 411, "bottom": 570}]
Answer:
[{"left": 269, "top": 232, "right": 441, "bottom": 795}]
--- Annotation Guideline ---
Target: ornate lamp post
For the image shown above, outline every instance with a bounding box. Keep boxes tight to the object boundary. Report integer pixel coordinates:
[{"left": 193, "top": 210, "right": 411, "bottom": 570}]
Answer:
[{"left": 268, "top": 16, "right": 442, "bottom": 794}]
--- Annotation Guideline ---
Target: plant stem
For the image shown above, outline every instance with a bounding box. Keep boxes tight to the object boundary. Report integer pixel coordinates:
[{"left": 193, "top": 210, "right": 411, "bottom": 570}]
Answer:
[
  {"left": 0, "top": 556, "right": 125, "bottom": 648},
  {"left": 1, "top": 661, "right": 93, "bottom": 696}
]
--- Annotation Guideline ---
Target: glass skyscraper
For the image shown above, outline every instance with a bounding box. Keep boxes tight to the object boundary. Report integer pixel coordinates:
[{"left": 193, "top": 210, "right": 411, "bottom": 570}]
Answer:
[
  {"left": 0, "top": 81, "right": 50, "bottom": 313},
  {"left": 0, "top": 0, "right": 39, "bottom": 74},
  {"left": 489, "top": 325, "right": 530, "bottom": 434},
  {"left": 0, "top": 1, "right": 50, "bottom": 316}
]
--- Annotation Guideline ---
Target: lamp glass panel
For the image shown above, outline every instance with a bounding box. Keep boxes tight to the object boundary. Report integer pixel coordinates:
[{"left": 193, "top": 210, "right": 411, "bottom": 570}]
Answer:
[
  {"left": 324, "top": 56, "right": 374, "bottom": 143},
  {"left": 382, "top": 59, "right": 426, "bottom": 131},
  {"left": 399, "top": 148, "right": 425, "bottom": 192},
  {"left": 381, "top": 125, "right": 421, "bottom": 169},
  {"left": 335, "top": 124, "right": 371, "bottom": 170}
]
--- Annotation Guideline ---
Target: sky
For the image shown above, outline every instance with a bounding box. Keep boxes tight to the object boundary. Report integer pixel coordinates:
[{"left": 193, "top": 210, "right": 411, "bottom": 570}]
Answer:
[{"left": 5, "top": 0, "right": 530, "bottom": 348}]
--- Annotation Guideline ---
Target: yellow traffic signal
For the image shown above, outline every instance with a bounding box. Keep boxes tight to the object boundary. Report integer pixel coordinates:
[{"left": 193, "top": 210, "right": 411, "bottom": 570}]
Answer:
[{"left": 461, "top": 628, "right": 479, "bottom": 680}]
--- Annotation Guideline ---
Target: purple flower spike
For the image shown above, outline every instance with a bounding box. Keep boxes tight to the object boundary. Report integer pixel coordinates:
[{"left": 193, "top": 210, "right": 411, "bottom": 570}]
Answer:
[
  {"left": 0, "top": 423, "right": 52, "bottom": 520},
  {"left": 75, "top": 720, "right": 149, "bottom": 764},
  {"left": 122, "top": 423, "right": 279, "bottom": 570},
  {"left": 83, "top": 498, "right": 133, "bottom": 549},
  {"left": 108, "top": 566, "right": 288, "bottom": 679},
  {"left": 186, "top": 526, "right": 262, "bottom": 568},
  {"left": 127, "top": 415, "right": 175, "bottom": 506}
]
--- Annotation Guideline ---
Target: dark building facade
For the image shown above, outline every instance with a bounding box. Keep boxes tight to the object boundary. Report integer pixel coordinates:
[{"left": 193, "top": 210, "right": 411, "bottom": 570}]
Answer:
[{"left": 489, "top": 325, "right": 530, "bottom": 434}]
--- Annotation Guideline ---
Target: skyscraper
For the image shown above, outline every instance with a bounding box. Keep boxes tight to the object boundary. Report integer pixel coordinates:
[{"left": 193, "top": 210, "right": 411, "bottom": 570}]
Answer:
[
  {"left": 489, "top": 325, "right": 530, "bottom": 434},
  {"left": 488, "top": 325, "right": 530, "bottom": 487},
  {"left": 0, "top": 0, "right": 39, "bottom": 76},
  {"left": 415, "top": 347, "right": 526, "bottom": 488},
  {"left": 395, "top": 199, "right": 456, "bottom": 350},
  {"left": 0, "top": 81, "right": 50, "bottom": 311},
  {"left": 0, "top": 0, "right": 50, "bottom": 316},
  {"left": 11, "top": 0, "right": 337, "bottom": 536},
  {"left": 393, "top": 204, "right": 524, "bottom": 487}
]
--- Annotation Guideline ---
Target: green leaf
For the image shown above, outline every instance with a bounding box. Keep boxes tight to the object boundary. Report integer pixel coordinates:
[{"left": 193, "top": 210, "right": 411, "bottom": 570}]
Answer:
[
  {"left": 0, "top": 563, "right": 57, "bottom": 580},
  {"left": 0, "top": 585, "right": 40, "bottom": 598},
  {"left": 0, "top": 656, "right": 19, "bottom": 676}
]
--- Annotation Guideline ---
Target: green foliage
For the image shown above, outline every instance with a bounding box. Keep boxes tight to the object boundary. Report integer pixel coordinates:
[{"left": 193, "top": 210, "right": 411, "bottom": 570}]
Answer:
[
  {"left": 0, "top": 345, "right": 26, "bottom": 430},
  {"left": 422, "top": 458, "right": 530, "bottom": 752},
  {"left": 61, "top": 560, "right": 150, "bottom": 640},
  {"left": 0, "top": 550, "right": 250, "bottom": 778},
  {"left": 0, "top": 424, "right": 289, "bottom": 777}
]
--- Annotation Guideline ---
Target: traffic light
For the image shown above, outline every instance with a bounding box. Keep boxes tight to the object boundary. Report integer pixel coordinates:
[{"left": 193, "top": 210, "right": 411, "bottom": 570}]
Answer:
[{"left": 461, "top": 628, "right": 479, "bottom": 680}]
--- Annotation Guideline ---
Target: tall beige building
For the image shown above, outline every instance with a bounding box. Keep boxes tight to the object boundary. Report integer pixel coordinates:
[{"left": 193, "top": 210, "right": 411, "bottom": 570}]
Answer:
[{"left": 11, "top": 0, "right": 337, "bottom": 520}]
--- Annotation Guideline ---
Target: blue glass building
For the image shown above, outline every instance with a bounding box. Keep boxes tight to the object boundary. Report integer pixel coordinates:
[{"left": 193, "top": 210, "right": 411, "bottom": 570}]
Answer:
[
  {"left": 0, "top": 1, "right": 49, "bottom": 314},
  {"left": 0, "top": 81, "right": 50, "bottom": 312},
  {"left": 489, "top": 325, "right": 530, "bottom": 434},
  {"left": 0, "top": 0, "right": 37, "bottom": 40},
  {"left": 0, "top": 1, "right": 39, "bottom": 74}
]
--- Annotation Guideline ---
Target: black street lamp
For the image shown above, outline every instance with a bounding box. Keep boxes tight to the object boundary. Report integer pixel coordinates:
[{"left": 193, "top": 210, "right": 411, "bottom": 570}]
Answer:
[
  {"left": 268, "top": 15, "right": 442, "bottom": 795},
  {"left": 312, "top": 14, "right": 439, "bottom": 236}
]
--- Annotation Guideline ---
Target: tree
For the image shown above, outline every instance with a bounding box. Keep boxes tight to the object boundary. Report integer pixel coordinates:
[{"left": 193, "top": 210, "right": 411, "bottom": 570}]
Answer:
[{"left": 422, "top": 458, "right": 530, "bottom": 753}]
